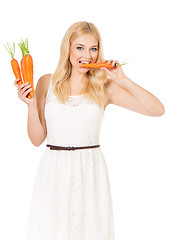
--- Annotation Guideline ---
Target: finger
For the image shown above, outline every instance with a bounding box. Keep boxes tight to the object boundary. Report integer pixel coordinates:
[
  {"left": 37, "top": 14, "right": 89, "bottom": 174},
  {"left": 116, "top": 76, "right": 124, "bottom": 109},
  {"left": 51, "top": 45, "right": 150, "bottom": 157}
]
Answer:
[
  {"left": 18, "top": 86, "right": 31, "bottom": 98},
  {"left": 106, "top": 60, "right": 113, "bottom": 64},
  {"left": 18, "top": 84, "right": 31, "bottom": 97},
  {"left": 14, "top": 78, "right": 20, "bottom": 87},
  {"left": 23, "top": 87, "right": 32, "bottom": 98},
  {"left": 113, "top": 60, "right": 119, "bottom": 66},
  {"left": 100, "top": 67, "right": 110, "bottom": 73},
  {"left": 108, "top": 59, "right": 114, "bottom": 65},
  {"left": 18, "top": 82, "right": 30, "bottom": 91}
]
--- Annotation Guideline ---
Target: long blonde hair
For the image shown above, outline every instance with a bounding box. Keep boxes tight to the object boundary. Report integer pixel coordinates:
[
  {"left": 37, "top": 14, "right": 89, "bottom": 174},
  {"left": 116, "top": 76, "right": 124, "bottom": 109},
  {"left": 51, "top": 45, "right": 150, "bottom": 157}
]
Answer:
[{"left": 52, "top": 21, "right": 109, "bottom": 107}]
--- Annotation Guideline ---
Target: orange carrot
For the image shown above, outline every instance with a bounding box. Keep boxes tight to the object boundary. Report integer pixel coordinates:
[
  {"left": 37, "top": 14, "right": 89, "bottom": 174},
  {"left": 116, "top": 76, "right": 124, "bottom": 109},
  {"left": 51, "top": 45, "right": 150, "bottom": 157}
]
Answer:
[
  {"left": 79, "top": 60, "right": 128, "bottom": 69},
  {"left": 20, "top": 58, "right": 27, "bottom": 83},
  {"left": 18, "top": 39, "right": 34, "bottom": 99},
  {"left": 4, "top": 42, "right": 23, "bottom": 86},
  {"left": 24, "top": 54, "right": 34, "bottom": 98},
  {"left": 18, "top": 41, "right": 27, "bottom": 84}
]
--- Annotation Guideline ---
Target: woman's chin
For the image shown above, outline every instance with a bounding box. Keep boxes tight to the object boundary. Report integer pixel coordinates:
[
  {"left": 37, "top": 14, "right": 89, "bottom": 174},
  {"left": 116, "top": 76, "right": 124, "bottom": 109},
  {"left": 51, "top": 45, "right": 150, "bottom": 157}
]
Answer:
[{"left": 78, "top": 67, "right": 89, "bottom": 73}]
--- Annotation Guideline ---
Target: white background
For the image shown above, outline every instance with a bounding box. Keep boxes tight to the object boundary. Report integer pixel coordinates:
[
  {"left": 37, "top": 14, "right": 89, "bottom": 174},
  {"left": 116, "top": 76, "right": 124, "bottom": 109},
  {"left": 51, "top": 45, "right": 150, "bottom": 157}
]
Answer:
[{"left": 0, "top": 0, "right": 169, "bottom": 240}]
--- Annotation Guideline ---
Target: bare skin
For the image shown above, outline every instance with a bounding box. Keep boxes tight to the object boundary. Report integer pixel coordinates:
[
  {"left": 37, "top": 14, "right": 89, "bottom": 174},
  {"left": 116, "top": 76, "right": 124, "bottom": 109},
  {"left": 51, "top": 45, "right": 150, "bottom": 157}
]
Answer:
[
  {"left": 14, "top": 34, "right": 165, "bottom": 146},
  {"left": 68, "top": 34, "right": 98, "bottom": 95},
  {"left": 14, "top": 74, "right": 51, "bottom": 146}
]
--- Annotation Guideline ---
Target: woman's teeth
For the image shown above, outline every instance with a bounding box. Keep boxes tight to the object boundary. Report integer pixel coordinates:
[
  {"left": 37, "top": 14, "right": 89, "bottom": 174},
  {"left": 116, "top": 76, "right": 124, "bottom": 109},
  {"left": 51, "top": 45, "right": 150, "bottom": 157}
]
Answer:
[{"left": 79, "top": 61, "right": 90, "bottom": 64}]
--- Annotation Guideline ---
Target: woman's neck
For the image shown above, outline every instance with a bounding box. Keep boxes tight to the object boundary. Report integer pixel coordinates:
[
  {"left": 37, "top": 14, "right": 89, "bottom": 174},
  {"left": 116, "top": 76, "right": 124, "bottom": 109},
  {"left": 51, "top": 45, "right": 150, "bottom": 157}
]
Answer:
[
  {"left": 69, "top": 68, "right": 88, "bottom": 85},
  {"left": 68, "top": 70, "right": 89, "bottom": 95}
]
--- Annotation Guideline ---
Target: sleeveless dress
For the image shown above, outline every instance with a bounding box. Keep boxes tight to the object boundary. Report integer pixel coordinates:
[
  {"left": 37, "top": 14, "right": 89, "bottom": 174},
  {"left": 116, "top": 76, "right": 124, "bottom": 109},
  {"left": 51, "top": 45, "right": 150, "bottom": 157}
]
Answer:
[{"left": 25, "top": 75, "right": 115, "bottom": 240}]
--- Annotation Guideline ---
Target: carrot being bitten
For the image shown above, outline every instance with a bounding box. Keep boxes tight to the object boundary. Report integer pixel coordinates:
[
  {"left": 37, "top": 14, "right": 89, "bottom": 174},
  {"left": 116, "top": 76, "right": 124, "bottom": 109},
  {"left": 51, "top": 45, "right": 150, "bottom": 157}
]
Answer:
[{"left": 79, "top": 60, "right": 128, "bottom": 69}]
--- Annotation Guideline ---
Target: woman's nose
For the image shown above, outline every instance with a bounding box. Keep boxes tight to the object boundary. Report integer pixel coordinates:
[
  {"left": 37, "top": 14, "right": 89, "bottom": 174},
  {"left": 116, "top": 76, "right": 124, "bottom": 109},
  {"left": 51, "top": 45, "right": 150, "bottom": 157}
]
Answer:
[{"left": 83, "top": 49, "right": 91, "bottom": 59}]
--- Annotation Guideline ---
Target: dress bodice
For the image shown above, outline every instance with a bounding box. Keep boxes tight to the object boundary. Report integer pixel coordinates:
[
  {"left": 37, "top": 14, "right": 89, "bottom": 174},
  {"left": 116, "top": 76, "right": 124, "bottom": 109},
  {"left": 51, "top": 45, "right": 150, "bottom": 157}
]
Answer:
[{"left": 44, "top": 77, "right": 105, "bottom": 147}]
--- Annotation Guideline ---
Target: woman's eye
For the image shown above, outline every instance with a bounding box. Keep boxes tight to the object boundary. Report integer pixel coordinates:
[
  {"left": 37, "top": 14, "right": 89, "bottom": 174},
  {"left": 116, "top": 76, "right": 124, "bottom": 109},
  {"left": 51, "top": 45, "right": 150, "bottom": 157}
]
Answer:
[
  {"left": 91, "top": 48, "right": 98, "bottom": 51},
  {"left": 77, "top": 46, "right": 83, "bottom": 50}
]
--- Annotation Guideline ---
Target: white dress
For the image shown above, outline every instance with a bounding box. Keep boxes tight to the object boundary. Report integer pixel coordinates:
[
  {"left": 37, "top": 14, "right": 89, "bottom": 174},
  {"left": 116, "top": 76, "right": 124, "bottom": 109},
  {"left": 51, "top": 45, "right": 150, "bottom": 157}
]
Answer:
[{"left": 25, "top": 75, "right": 115, "bottom": 240}]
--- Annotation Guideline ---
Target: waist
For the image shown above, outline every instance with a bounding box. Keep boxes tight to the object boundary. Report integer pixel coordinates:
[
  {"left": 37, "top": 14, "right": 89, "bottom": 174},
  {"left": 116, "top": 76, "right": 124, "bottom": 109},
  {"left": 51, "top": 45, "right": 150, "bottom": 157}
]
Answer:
[{"left": 46, "top": 144, "right": 100, "bottom": 151}]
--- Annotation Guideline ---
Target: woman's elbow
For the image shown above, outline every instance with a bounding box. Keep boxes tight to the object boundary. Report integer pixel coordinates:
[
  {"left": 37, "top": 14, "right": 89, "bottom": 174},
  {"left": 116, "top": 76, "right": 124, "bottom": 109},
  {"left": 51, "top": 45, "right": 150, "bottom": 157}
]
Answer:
[
  {"left": 29, "top": 134, "right": 47, "bottom": 147},
  {"left": 155, "top": 106, "right": 165, "bottom": 116},
  {"left": 161, "top": 106, "right": 165, "bottom": 115},
  {"left": 33, "top": 142, "right": 42, "bottom": 147}
]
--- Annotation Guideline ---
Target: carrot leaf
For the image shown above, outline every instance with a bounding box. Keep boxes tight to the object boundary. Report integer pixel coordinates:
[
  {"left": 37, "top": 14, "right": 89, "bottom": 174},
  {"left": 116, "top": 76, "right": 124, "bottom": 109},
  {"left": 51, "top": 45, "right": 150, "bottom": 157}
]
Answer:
[
  {"left": 25, "top": 38, "right": 29, "bottom": 54},
  {"left": 18, "top": 38, "right": 30, "bottom": 57},
  {"left": 4, "top": 42, "right": 15, "bottom": 59},
  {"left": 18, "top": 41, "right": 26, "bottom": 58},
  {"left": 21, "top": 38, "right": 30, "bottom": 54},
  {"left": 116, "top": 58, "right": 129, "bottom": 67}
]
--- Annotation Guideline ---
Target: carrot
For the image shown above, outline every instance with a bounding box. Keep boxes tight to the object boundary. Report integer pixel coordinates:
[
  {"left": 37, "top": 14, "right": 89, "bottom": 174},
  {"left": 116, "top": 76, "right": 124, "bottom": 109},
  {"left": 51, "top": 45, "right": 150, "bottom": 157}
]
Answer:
[
  {"left": 4, "top": 42, "right": 23, "bottom": 86},
  {"left": 18, "top": 41, "right": 27, "bottom": 83},
  {"left": 79, "top": 60, "right": 128, "bottom": 69},
  {"left": 24, "top": 54, "right": 34, "bottom": 98},
  {"left": 18, "top": 39, "right": 34, "bottom": 99},
  {"left": 21, "top": 58, "right": 27, "bottom": 83}
]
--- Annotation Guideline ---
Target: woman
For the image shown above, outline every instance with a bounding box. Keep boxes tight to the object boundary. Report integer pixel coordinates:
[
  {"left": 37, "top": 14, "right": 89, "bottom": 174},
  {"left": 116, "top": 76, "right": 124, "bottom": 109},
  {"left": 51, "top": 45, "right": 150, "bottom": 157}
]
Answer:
[{"left": 14, "top": 21, "right": 165, "bottom": 240}]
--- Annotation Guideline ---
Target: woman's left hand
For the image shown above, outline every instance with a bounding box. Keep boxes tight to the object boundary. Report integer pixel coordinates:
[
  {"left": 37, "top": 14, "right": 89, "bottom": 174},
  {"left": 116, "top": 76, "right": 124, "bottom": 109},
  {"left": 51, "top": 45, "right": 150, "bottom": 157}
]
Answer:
[{"left": 101, "top": 60, "right": 125, "bottom": 83}]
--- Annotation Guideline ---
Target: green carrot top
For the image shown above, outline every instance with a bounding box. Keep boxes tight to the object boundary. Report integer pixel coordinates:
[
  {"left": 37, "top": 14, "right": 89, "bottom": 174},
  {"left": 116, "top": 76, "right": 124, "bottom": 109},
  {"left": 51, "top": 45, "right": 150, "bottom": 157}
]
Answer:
[
  {"left": 4, "top": 42, "right": 15, "bottom": 59},
  {"left": 18, "top": 38, "right": 30, "bottom": 58}
]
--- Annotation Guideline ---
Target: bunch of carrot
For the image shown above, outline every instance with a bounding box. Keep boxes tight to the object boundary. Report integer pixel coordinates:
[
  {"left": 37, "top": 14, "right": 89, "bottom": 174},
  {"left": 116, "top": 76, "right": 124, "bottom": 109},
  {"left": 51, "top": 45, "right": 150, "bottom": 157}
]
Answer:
[{"left": 5, "top": 38, "right": 34, "bottom": 99}]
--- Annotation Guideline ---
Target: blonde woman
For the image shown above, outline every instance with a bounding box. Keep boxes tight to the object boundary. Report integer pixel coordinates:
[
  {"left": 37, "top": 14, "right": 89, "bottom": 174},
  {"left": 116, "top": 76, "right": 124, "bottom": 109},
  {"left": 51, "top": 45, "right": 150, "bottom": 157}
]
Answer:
[{"left": 14, "top": 21, "right": 165, "bottom": 240}]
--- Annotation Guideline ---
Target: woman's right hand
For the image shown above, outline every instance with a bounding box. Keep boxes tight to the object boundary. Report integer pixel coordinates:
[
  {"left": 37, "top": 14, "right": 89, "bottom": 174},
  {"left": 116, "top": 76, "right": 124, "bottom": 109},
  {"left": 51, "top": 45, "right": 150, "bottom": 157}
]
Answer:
[{"left": 14, "top": 79, "right": 35, "bottom": 105}]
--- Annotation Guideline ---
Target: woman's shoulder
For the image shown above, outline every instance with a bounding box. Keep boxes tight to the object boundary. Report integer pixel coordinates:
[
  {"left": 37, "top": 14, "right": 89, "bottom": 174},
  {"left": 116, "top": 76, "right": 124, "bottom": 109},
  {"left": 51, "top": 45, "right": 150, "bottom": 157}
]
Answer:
[{"left": 36, "top": 73, "right": 52, "bottom": 97}]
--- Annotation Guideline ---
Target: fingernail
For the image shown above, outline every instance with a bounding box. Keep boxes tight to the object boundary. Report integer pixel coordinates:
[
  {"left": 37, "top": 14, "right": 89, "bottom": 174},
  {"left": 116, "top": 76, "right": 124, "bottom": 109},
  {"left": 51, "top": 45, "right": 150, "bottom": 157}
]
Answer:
[{"left": 30, "top": 88, "right": 32, "bottom": 91}]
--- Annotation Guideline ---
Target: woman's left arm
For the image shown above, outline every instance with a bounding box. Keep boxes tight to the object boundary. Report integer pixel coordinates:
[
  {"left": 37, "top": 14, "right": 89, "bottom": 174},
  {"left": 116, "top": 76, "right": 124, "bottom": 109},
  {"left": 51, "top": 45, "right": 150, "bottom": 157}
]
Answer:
[{"left": 102, "top": 60, "right": 165, "bottom": 116}]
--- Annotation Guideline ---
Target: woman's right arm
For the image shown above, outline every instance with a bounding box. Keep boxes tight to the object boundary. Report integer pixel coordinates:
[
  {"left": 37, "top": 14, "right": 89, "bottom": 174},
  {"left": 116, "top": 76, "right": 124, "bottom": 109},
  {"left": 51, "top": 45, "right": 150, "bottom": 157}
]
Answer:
[{"left": 14, "top": 74, "right": 51, "bottom": 147}]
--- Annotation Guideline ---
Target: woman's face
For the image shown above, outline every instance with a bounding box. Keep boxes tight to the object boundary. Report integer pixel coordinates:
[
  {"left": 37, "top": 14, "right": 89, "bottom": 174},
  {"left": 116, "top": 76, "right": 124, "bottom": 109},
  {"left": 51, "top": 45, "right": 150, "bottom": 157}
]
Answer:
[{"left": 69, "top": 33, "right": 99, "bottom": 74}]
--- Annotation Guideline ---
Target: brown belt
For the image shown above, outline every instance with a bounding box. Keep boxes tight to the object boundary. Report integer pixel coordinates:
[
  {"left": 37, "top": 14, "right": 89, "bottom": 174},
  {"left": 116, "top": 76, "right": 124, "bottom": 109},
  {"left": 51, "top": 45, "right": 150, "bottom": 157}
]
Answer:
[{"left": 46, "top": 144, "right": 100, "bottom": 151}]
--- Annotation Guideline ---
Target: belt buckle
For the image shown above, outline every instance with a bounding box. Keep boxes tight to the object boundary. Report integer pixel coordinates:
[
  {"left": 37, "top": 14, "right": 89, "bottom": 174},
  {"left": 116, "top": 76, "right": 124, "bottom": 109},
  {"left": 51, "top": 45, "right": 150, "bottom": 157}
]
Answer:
[{"left": 67, "top": 146, "right": 75, "bottom": 151}]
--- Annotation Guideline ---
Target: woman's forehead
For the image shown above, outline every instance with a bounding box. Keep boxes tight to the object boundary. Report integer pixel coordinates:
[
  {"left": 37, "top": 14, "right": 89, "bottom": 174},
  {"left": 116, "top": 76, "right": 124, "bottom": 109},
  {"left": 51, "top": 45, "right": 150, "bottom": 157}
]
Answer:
[{"left": 72, "top": 34, "right": 98, "bottom": 46}]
